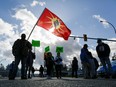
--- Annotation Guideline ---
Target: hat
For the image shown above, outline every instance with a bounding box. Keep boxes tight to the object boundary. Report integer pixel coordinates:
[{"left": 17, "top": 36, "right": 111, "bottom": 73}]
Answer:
[{"left": 97, "top": 39, "right": 102, "bottom": 43}]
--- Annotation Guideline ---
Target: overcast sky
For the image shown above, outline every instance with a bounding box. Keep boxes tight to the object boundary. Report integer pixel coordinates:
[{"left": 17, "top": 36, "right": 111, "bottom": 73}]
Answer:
[{"left": 0, "top": 0, "right": 116, "bottom": 69}]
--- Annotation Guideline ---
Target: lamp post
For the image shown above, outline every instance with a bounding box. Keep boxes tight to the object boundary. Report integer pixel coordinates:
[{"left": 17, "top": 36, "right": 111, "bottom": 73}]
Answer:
[{"left": 100, "top": 20, "right": 116, "bottom": 34}]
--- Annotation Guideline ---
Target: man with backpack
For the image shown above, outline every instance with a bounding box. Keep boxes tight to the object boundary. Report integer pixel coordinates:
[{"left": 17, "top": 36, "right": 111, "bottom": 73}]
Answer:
[
  {"left": 96, "top": 39, "right": 112, "bottom": 78},
  {"left": 10, "top": 33, "right": 32, "bottom": 80}
]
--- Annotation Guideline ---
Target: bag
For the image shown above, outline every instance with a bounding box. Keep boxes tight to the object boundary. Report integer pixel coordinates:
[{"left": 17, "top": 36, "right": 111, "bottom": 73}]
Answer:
[
  {"left": 12, "top": 39, "right": 21, "bottom": 56},
  {"left": 12, "top": 39, "right": 31, "bottom": 57}
]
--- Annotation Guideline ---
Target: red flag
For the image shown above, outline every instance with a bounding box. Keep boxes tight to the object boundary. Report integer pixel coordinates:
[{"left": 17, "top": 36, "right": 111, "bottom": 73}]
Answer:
[{"left": 37, "top": 8, "right": 71, "bottom": 40}]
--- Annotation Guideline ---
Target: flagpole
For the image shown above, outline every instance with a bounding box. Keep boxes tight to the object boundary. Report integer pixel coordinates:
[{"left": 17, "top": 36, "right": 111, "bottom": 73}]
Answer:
[
  {"left": 27, "top": 22, "right": 37, "bottom": 40},
  {"left": 27, "top": 8, "right": 46, "bottom": 41},
  {"left": 34, "top": 47, "right": 35, "bottom": 53}
]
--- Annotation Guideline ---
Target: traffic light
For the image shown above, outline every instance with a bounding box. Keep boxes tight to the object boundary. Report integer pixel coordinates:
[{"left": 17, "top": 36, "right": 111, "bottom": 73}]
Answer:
[{"left": 83, "top": 34, "right": 87, "bottom": 41}]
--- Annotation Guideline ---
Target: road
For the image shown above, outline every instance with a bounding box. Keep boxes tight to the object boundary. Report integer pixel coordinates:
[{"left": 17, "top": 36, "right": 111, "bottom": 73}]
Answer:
[{"left": 0, "top": 77, "right": 116, "bottom": 87}]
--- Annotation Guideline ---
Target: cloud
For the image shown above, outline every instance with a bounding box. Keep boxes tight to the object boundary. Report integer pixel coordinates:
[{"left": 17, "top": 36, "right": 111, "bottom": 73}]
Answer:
[
  {"left": 0, "top": 18, "right": 16, "bottom": 38},
  {"left": 30, "top": 0, "right": 39, "bottom": 7},
  {"left": 12, "top": 8, "right": 37, "bottom": 34},
  {"left": 0, "top": 18, "right": 19, "bottom": 53},
  {"left": 0, "top": 18, "right": 19, "bottom": 66},
  {"left": 30, "top": 0, "right": 46, "bottom": 7},
  {"left": 11, "top": 7, "right": 82, "bottom": 68},
  {"left": 93, "top": 15, "right": 109, "bottom": 28},
  {"left": 38, "top": 1, "right": 46, "bottom": 6},
  {"left": 1, "top": 7, "right": 115, "bottom": 69}
]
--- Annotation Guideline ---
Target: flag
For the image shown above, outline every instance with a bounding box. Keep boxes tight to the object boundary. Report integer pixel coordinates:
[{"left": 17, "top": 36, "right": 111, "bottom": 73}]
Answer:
[
  {"left": 37, "top": 8, "right": 71, "bottom": 40},
  {"left": 32, "top": 40, "right": 40, "bottom": 47},
  {"left": 45, "top": 46, "right": 50, "bottom": 52},
  {"left": 56, "top": 46, "right": 63, "bottom": 53}
]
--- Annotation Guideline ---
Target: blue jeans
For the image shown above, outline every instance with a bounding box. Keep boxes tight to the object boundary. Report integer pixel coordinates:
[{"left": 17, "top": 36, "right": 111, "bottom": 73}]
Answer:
[
  {"left": 12, "top": 56, "right": 27, "bottom": 78},
  {"left": 99, "top": 57, "right": 112, "bottom": 76},
  {"left": 82, "top": 62, "right": 90, "bottom": 79}
]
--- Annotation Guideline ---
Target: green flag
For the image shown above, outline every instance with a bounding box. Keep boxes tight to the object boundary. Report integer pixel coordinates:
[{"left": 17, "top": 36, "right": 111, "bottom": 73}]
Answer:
[
  {"left": 45, "top": 46, "right": 50, "bottom": 52},
  {"left": 32, "top": 40, "right": 40, "bottom": 47},
  {"left": 56, "top": 46, "right": 63, "bottom": 53}
]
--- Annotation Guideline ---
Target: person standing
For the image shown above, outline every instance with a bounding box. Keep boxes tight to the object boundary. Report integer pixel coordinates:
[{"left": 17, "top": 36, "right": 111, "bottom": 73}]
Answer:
[
  {"left": 31, "top": 66, "right": 35, "bottom": 77},
  {"left": 46, "top": 52, "right": 54, "bottom": 79},
  {"left": 8, "top": 61, "right": 15, "bottom": 79},
  {"left": 93, "top": 57, "right": 99, "bottom": 77},
  {"left": 80, "top": 44, "right": 90, "bottom": 79},
  {"left": 26, "top": 49, "right": 35, "bottom": 78},
  {"left": 39, "top": 65, "right": 44, "bottom": 77},
  {"left": 96, "top": 39, "right": 112, "bottom": 78},
  {"left": 54, "top": 53, "right": 63, "bottom": 79},
  {"left": 87, "top": 52, "right": 97, "bottom": 79},
  {"left": 72, "top": 57, "right": 78, "bottom": 78},
  {"left": 11, "top": 33, "right": 32, "bottom": 80}
]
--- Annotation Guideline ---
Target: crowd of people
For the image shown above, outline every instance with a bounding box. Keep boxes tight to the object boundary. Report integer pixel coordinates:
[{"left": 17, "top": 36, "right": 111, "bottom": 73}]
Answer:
[
  {"left": 80, "top": 39, "right": 112, "bottom": 79},
  {"left": 8, "top": 33, "right": 113, "bottom": 80},
  {"left": 44, "top": 52, "right": 63, "bottom": 79}
]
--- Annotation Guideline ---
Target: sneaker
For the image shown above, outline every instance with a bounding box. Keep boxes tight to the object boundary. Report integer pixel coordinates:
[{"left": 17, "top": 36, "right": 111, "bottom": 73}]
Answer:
[
  {"left": 9, "top": 78, "right": 15, "bottom": 80},
  {"left": 28, "top": 76, "right": 32, "bottom": 79},
  {"left": 21, "top": 77, "right": 27, "bottom": 80},
  {"left": 9, "top": 76, "right": 15, "bottom": 80}
]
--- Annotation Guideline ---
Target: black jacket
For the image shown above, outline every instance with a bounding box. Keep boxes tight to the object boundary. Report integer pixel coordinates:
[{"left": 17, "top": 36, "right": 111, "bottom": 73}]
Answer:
[{"left": 96, "top": 43, "right": 110, "bottom": 58}]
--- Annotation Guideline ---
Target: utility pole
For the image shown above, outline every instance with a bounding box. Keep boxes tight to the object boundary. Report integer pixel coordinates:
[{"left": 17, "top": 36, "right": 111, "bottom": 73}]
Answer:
[{"left": 70, "top": 34, "right": 116, "bottom": 42}]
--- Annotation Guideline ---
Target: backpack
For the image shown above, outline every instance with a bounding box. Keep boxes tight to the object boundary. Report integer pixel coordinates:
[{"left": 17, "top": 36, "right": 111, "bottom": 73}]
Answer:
[
  {"left": 12, "top": 39, "right": 31, "bottom": 56},
  {"left": 12, "top": 39, "right": 21, "bottom": 56}
]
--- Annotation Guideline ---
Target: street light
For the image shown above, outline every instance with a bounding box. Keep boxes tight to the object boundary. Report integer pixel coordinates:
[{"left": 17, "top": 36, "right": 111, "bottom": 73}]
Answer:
[{"left": 100, "top": 20, "right": 116, "bottom": 34}]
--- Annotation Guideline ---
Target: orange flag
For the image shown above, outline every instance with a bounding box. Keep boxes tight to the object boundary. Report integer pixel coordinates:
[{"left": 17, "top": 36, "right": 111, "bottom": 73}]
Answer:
[{"left": 37, "top": 8, "right": 71, "bottom": 40}]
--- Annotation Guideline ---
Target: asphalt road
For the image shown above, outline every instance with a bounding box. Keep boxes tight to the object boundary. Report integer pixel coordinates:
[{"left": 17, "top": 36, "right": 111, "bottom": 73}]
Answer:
[{"left": 0, "top": 77, "right": 116, "bottom": 87}]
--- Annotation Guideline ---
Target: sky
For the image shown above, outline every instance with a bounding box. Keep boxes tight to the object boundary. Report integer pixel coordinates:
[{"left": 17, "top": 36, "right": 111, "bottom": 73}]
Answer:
[{"left": 0, "top": 0, "right": 116, "bottom": 69}]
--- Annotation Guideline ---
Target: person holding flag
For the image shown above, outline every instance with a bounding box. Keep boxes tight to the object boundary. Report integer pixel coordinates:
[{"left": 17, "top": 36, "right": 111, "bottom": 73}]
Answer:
[{"left": 11, "top": 34, "right": 32, "bottom": 80}]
